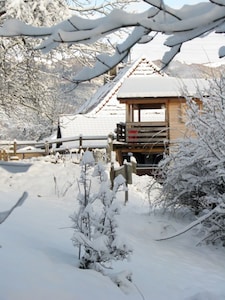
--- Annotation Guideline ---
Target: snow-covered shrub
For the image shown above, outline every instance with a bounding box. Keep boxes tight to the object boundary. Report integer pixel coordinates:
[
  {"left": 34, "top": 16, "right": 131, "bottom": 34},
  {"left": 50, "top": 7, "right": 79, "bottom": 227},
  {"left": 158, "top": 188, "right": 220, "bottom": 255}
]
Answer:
[
  {"left": 70, "top": 151, "right": 132, "bottom": 271},
  {"left": 158, "top": 77, "right": 225, "bottom": 244},
  {"left": 200, "top": 200, "right": 225, "bottom": 246}
]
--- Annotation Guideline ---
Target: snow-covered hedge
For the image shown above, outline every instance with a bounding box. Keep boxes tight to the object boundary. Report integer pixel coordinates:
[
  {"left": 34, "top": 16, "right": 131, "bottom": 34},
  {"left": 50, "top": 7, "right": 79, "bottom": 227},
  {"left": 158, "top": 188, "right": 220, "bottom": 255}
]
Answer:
[{"left": 158, "top": 77, "right": 225, "bottom": 246}]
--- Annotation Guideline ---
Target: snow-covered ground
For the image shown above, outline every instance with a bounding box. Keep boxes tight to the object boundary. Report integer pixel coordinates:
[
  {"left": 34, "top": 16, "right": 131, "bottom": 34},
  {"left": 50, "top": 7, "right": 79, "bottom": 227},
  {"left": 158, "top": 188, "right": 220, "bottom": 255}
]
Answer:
[{"left": 0, "top": 156, "right": 225, "bottom": 300}]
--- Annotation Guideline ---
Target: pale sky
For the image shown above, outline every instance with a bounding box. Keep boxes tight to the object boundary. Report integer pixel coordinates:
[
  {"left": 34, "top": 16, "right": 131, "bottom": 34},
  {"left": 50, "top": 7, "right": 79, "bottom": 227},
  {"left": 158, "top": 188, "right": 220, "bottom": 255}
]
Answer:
[{"left": 164, "top": 0, "right": 203, "bottom": 8}]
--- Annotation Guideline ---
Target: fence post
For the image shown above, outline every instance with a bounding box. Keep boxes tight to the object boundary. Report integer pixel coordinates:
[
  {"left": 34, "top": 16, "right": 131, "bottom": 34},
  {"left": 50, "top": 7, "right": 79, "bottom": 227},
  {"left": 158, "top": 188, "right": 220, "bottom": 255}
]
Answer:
[
  {"left": 79, "top": 135, "right": 83, "bottom": 151},
  {"left": 13, "top": 140, "right": 17, "bottom": 156},
  {"left": 3, "top": 149, "right": 7, "bottom": 161},
  {"left": 129, "top": 153, "right": 137, "bottom": 174},
  {"left": 45, "top": 141, "right": 49, "bottom": 155},
  {"left": 110, "top": 162, "right": 115, "bottom": 189},
  {"left": 124, "top": 163, "right": 129, "bottom": 204},
  {"left": 107, "top": 133, "right": 114, "bottom": 162}
]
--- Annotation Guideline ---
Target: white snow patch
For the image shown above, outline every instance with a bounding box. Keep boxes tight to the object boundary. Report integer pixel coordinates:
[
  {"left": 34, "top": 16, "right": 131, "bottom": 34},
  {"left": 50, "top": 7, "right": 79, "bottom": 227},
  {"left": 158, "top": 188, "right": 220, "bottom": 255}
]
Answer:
[{"left": 0, "top": 157, "right": 225, "bottom": 300}]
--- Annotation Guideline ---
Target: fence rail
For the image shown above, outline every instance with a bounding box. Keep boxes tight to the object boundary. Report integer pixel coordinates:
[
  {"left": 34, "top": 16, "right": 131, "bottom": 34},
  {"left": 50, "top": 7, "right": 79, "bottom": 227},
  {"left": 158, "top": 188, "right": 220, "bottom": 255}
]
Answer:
[{"left": 0, "top": 135, "right": 110, "bottom": 161}]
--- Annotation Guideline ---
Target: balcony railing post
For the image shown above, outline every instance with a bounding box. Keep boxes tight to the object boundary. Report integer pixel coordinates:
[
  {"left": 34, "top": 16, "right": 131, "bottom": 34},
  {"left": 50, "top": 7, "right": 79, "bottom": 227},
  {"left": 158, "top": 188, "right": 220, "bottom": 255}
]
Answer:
[{"left": 116, "top": 123, "right": 126, "bottom": 142}]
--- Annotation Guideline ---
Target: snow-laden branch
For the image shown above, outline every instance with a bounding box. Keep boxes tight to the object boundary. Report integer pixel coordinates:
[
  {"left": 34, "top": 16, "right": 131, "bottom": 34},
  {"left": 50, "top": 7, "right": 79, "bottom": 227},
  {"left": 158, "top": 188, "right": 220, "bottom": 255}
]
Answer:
[
  {"left": 0, "top": 1, "right": 225, "bottom": 81},
  {"left": 156, "top": 203, "right": 225, "bottom": 243},
  {"left": 210, "top": 0, "right": 225, "bottom": 6},
  {"left": 68, "top": 26, "right": 149, "bottom": 83},
  {"left": 0, "top": 192, "right": 28, "bottom": 224}
]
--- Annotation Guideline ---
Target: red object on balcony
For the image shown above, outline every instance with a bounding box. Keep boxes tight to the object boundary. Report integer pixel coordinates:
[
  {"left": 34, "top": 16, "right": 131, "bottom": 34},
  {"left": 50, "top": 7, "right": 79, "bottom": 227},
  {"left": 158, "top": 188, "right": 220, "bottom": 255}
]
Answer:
[{"left": 128, "top": 129, "right": 138, "bottom": 141}]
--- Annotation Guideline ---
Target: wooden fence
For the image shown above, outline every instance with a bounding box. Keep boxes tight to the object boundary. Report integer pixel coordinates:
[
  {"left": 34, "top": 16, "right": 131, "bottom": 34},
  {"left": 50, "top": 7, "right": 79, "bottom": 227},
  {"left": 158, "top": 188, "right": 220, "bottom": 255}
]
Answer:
[
  {"left": 0, "top": 135, "right": 111, "bottom": 161},
  {"left": 110, "top": 160, "right": 137, "bottom": 204}
]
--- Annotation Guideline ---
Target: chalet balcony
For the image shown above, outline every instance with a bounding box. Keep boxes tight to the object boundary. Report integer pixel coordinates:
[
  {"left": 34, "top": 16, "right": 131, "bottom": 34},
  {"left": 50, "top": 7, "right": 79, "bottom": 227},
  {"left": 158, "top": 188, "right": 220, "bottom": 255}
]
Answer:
[{"left": 116, "top": 122, "right": 169, "bottom": 145}]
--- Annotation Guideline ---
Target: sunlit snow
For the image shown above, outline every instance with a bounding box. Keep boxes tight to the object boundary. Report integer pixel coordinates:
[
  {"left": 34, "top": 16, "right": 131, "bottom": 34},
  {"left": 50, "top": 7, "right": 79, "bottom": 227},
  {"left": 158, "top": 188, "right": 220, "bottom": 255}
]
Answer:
[{"left": 0, "top": 156, "right": 225, "bottom": 300}]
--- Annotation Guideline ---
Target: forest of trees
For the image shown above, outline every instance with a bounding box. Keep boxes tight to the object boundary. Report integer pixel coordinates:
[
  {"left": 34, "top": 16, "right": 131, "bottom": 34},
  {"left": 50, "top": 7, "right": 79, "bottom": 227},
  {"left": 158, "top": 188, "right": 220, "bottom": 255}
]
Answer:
[{"left": 0, "top": 0, "right": 133, "bottom": 140}]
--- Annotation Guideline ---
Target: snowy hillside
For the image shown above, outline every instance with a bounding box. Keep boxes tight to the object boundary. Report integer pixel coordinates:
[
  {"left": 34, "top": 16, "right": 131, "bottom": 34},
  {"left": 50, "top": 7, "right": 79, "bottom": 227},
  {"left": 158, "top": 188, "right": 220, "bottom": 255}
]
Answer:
[
  {"left": 0, "top": 156, "right": 225, "bottom": 300},
  {"left": 154, "top": 60, "right": 225, "bottom": 78}
]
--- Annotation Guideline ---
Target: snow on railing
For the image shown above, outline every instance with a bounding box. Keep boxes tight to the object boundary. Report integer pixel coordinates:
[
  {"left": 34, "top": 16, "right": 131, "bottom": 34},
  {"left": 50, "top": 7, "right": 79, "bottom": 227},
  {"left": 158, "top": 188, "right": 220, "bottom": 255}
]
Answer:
[{"left": 0, "top": 135, "right": 111, "bottom": 160}]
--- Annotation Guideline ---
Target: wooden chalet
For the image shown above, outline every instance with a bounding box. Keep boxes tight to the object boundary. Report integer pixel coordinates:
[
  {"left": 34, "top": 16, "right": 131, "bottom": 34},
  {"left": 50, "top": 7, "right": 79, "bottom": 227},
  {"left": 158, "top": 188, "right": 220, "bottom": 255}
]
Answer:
[
  {"left": 114, "top": 76, "right": 209, "bottom": 174},
  {"left": 58, "top": 57, "right": 165, "bottom": 152},
  {"left": 58, "top": 56, "right": 209, "bottom": 175}
]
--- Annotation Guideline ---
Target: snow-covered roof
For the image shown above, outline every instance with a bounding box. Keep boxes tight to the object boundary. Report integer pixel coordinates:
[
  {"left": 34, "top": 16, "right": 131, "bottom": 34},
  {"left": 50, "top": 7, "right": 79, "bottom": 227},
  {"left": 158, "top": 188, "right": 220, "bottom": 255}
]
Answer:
[
  {"left": 59, "top": 57, "right": 167, "bottom": 148},
  {"left": 118, "top": 77, "right": 210, "bottom": 98},
  {"left": 59, "top": 114, "right": 122, "bottom": 148},
  {"left": 76, "top": 56, "right": 165, "bottom": 115},
  {"left": 59, "top": 57, "right": 209, "bottom": 149}
]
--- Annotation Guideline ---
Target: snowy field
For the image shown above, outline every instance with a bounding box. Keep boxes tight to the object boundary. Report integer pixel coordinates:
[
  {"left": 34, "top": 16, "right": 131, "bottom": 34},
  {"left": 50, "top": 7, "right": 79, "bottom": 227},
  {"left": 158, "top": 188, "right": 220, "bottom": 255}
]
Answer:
[{"left": 0, "top": 156, "right": 225, "bottom": 300}]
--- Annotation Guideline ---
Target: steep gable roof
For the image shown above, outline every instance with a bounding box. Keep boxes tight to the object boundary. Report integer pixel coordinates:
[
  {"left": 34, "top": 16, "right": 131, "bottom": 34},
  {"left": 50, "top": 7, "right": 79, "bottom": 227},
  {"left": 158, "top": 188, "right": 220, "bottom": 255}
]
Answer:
[{"left": 76, "top": 56, "right": 165, "bottom": 116}]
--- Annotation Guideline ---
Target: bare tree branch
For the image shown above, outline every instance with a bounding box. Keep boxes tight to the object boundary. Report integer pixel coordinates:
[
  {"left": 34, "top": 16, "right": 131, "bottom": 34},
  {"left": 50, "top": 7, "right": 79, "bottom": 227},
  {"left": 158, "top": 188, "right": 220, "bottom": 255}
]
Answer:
[{"left": 0, "top": 192, "right": 28, "bottom": 224}]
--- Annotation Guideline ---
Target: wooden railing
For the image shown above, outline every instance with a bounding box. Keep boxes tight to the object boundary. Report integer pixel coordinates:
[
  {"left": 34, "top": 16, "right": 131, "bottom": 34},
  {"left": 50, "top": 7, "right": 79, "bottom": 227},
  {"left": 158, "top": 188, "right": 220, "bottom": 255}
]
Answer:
[
  {"left": 116, "top": 122, "right": 168, "bottom": 145},
  {"left": 0, "top": 135, "right": 110, "bottom": 160},
  {"left": 136, "top": 164, "right": 163, "bottom": 181}
]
